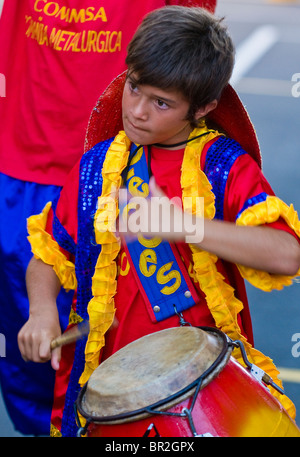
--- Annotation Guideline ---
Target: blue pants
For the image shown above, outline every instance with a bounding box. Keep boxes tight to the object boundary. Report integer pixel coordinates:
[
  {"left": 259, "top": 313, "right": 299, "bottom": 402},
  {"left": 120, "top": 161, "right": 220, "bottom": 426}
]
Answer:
[{"left": 0, "top": 173, "right": 72, "bottom": 435}]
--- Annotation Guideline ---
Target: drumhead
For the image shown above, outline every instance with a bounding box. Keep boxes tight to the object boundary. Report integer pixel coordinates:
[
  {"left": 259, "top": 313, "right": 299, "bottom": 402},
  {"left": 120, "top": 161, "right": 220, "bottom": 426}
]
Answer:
[{"left": 77, "top": 326, "right": 231, "bottom": 423}]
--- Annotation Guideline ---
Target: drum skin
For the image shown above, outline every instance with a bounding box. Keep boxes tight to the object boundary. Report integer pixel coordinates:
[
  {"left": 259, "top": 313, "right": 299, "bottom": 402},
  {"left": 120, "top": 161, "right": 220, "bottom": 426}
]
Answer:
[{"left": 87, "top": 357, "right": 300, "bottom": 437}]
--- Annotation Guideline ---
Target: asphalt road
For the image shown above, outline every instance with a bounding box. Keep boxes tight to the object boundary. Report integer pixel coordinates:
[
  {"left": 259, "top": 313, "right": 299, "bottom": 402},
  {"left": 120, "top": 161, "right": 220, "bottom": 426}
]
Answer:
[{"left": 0, "top": 0, "right": 300, "bottom": 437}]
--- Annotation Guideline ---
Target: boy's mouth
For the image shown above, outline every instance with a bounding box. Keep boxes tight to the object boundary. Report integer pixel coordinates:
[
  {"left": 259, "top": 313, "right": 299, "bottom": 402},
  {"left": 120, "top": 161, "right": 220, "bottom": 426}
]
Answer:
[
  {"left": 125, "top": 117, "right": 148, "bottom": 134},
  {"left": 129, "top": 118, "right": 143, "bottom": 129}
]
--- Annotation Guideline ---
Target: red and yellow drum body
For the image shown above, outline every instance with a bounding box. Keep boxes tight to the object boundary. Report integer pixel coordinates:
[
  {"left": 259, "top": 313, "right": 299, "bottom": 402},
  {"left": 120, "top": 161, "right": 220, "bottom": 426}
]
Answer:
[{"left": 76, "top": 327, "right": 300, "bottom": 437}]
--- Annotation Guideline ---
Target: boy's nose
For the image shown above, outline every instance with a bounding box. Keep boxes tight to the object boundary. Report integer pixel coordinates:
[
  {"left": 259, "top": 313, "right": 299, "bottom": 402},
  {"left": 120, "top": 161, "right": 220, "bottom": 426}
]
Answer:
[{"left": 131, "top": 98, "right": 148, "bottom": 121}]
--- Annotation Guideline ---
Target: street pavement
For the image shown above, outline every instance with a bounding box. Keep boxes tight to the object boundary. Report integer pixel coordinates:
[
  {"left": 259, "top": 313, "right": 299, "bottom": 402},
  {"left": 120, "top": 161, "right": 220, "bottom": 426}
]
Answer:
[{"left": 0, "top": 0, "right": 300, "bottom": 437}]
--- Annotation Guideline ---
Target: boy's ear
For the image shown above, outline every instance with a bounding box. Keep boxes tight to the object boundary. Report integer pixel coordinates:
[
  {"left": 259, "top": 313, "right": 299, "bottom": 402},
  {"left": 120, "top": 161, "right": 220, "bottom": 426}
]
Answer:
[{"left": 194, "top": 99, "right": 218, "bottom": 120}]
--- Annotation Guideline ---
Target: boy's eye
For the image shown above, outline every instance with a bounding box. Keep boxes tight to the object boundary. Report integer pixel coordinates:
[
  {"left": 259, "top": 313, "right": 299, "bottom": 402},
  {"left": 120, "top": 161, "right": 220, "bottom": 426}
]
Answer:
[
  {"left": 128, "top": 80, "right": 139, "bottom": 93},
  {"left": 156, "top": 99, "right": 169, "bottom": 110}
]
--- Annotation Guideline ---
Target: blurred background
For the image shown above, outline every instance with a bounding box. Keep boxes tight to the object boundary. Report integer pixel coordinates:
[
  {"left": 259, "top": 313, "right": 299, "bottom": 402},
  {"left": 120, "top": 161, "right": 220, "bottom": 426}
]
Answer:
[{"left": 0, "top": 0, "right": 299, "bottom": 437}]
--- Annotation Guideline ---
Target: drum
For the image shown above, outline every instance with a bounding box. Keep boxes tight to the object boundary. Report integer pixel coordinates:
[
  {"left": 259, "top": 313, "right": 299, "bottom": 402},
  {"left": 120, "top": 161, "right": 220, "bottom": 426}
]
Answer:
[{"left": 76, "top": 326, "right": 300, "bottom": 437}]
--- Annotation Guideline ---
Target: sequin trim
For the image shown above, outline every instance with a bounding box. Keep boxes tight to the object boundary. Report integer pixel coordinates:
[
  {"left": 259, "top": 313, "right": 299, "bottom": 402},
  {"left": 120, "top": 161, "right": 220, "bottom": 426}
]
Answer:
[
  {"left": 52, "top": 196, "right": 76, "bottom": 256},
  {"left": 236, "top": 192, "right": 268, "bottom": 221},
  {"left": 204, "top": 137, "right": 246, "bottom": 220},
  {"left": 76, "top": 138, "right": 114, "bottom": 319}
]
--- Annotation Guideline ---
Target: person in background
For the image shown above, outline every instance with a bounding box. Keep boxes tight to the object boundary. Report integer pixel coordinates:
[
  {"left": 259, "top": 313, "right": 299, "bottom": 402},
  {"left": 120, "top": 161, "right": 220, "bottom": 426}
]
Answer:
[{"left": 0, "top": 0, "right": 217, "bottom": 436}]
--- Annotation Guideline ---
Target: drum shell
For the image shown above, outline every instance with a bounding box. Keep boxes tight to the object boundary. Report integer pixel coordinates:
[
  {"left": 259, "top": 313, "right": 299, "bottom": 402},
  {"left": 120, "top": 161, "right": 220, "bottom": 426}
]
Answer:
[{"left": 86, "top": 357, "right": 300, "bottom": 438}]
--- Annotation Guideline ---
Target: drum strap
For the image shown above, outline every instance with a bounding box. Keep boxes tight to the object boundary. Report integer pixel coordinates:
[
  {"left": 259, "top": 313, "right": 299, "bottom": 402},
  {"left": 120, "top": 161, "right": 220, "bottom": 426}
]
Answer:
[{"left": 122, "top": 143, "right": 200, "bottom": 322}]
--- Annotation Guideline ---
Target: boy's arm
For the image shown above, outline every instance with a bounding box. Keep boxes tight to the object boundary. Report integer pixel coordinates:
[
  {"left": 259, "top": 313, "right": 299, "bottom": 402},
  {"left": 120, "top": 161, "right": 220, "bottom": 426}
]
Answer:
[
  {"left": 18, "top": 159, "right": 81, "bottom": 368},
  {"left": 200, "top": 217, "right": 300, "bottom": 276},
  {"left": 18, "top": 257, "right": 62, "bottom": 370},
  {"left": 123, "top": 177, "right": 300, "bottom": 276}
]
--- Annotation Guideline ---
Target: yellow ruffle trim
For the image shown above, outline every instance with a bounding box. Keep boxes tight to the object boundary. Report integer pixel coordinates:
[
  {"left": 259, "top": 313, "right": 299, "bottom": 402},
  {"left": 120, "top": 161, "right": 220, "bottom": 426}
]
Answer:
[
  {"left": 27, "top": 202, "right": 77, "bottom": 292},
  {"left": 69, "top": 308, "right": 83, "bottom": 326},
  {"left": 180, "top": 128, "right": 218, "bottom": 220},
  {"left": 236, "top": 196, "right": 300, "bottom": 291},
  {"left": 79, "top": 131, "right": 131, "bottom": 385},
  {"left": 50, "top": 423, "right": 62, "bottom": 437}
]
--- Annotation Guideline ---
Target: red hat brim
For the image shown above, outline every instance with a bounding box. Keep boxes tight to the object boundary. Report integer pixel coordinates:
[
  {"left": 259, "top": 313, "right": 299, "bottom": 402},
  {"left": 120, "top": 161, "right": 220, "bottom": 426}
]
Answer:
[{"left": 84, "top": 71, "right": 261, "bottom": 168}]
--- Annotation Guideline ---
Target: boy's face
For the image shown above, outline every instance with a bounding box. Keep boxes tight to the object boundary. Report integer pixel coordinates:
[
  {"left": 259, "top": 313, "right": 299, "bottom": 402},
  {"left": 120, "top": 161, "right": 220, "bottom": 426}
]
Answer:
[{"left": 122, "top": 73, "right": 192, "bottom": 147}]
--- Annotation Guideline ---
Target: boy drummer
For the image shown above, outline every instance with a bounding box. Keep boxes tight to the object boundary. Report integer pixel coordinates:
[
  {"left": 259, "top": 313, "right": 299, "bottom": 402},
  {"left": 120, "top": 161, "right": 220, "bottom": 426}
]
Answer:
[{"left": 18, "top": 6, "right": 300, "bottom": 436}]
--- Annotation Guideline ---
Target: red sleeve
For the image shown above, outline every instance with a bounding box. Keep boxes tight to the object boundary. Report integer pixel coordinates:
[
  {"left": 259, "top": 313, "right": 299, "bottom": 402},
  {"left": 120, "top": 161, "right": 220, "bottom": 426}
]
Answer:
[
  {"left": 224, "top": 153, "right": 299, "bottom": 241},
  {"left": 54, "top": 160, "right": 80, "bottom": 245},
  {"left": 45, "top": 159, "right": 81, "bottom": 259},
  {"left": 224, "top": 153, "right": 274, "bottom": 222}
]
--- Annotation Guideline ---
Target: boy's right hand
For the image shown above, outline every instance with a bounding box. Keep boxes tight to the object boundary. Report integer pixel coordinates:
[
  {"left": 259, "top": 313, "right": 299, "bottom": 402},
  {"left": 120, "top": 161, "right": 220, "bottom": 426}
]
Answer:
[{"left": 18, "top": 309, "right": 62, "bottom": 371}]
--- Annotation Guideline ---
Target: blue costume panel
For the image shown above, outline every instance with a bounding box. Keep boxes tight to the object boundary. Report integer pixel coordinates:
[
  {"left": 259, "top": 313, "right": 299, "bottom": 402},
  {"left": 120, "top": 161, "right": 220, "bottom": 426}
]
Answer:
[{"left": 0, "top": 173, "right": 72, "bottom": 435}]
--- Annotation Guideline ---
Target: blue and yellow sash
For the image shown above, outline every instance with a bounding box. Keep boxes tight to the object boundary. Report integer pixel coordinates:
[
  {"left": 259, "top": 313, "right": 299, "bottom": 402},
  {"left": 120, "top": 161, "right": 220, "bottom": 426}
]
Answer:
[{"left": 122, "top": 144, "right": 199, "bottom": 322}]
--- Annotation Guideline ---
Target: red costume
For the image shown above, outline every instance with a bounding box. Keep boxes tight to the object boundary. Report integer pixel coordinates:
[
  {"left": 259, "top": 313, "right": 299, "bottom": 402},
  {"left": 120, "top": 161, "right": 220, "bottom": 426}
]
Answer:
[{"left": 28, "top": 101, "right": 300, "bottom": 434}]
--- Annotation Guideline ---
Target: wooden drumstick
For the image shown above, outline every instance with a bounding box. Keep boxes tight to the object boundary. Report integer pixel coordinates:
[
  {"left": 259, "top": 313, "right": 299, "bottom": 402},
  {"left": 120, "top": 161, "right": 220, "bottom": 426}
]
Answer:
[{"left": 50, "top": 321, "right": 90, "bottom": 350}]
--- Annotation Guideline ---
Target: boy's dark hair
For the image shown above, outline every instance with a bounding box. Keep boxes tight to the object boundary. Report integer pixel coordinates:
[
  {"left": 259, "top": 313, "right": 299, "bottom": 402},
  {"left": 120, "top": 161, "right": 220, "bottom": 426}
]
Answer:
[{"left": 126, "top": 6, "right": 235, "bottom": 126}]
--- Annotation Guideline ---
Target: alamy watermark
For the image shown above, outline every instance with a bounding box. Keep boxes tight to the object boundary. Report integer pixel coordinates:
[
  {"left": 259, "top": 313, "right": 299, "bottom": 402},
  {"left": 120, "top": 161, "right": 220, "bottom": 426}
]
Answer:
[
  {"left": 0, "top": 73, "right": 5, "bottom": 98},
  {"left": 292, "top": 73, "right": 300, "bottom": 98},
  {"left": 0, "top": 333, "right": 6, "bottom": 357},
  {"left": 291, "top": 333, "right": 300, "bottom": 358},
  {"left": 95, "top": 188, "right": 205, "bottom": 244}
]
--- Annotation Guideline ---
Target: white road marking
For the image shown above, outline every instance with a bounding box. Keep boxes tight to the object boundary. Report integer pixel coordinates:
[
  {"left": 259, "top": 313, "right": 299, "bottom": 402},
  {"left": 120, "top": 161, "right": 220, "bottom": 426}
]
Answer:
[
  {"left": 231, "top": 25, "right": 279, "bottom": 86},
  {"left": 236, "top": 77, "right": 294, "bottom": 96},
  {"left": 278, "top": 367, "right": 300, "bottom": 384}
]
